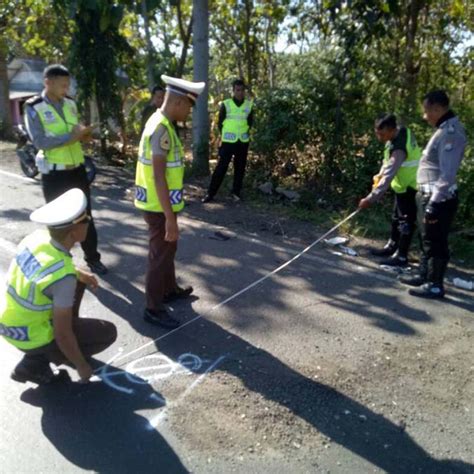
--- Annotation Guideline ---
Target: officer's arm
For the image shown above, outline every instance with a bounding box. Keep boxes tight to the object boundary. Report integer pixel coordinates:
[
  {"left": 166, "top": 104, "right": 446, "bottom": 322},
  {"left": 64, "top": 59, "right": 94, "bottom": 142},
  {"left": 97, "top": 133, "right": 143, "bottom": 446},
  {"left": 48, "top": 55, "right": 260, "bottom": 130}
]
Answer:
[
  {"left": 217, "top": 103, "right": 226, "bottom": 133},
  {"left": 430, "top": 132, "right": 466, "bottom": 203},
  {"left": 53, "top": 307, "right": 92, "bottom": 380},
  {"left": 25, "top": 104, "right": 80, "bottom": 150},
  {"left": 247, "top": 109, "right": 254, "bottom": 129},
  {"left": 366, "top": 150, "right": 406, "bottom": 202},
  {"left": 152, "top": 153, "right": 174, "bottom": 218}
]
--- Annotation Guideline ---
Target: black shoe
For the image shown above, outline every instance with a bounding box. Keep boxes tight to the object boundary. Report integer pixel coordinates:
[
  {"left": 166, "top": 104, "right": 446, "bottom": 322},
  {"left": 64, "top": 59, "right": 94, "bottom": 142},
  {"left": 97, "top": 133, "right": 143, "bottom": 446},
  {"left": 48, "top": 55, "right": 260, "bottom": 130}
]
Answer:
[
  {"left": 144, "top": 308, "right": 180, "bottom": 329},
  {"left": 11, "top": 366, "right": 70, "bottom": 385},
  {"left": 202, "top": 194, "right": 214, "bottom": 203},
  {"left": 399, "top": 273, "right": 426, "bottom": 287},
  {"left": 380, "top": 254, "right": 408, "bottom": 267},
  {"left": 370, "top": 241, "right": 398, "bottom": 257},
  {"left": 162, "top": 285, "right": 194, "bottom": 304},
  {"left": 88, "top": 260, "right": 108, "bottom": 275},
  {"left": 409, "top": 283, "right": 445, "bottom": 299}
]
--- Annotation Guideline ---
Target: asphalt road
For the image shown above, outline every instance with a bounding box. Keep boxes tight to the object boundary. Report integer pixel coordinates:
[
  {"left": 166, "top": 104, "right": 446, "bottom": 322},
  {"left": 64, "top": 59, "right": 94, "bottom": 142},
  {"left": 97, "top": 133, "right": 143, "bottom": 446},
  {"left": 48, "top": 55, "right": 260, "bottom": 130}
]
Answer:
[{"left": 0, "top": 149, "right": 473, "bottom": 473}]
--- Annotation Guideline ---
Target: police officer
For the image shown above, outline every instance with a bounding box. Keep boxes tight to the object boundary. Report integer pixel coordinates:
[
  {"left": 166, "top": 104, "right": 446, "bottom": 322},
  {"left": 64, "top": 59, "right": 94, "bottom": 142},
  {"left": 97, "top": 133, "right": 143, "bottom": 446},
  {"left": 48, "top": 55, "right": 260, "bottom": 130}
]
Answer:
[
  {"left": 202, "top": 79, "right": 253, "bottom": 203},
  {"left": 0, "top": 189, "right": 117, "bottom": 384},
  {"left": 140, "top": 85, "right": 165, "bottom": 135},
  {"left": 400, "top": 90, "right": 467, "bottom": 299},
  {"left": 359, "top": 114, "right": 421, "bottom": 267},
  {"left": 25, "top": 64, "right": 108, "bottom": 275},
  {"left": 135, "top": 75, "right": 205, "bottom": 328}
]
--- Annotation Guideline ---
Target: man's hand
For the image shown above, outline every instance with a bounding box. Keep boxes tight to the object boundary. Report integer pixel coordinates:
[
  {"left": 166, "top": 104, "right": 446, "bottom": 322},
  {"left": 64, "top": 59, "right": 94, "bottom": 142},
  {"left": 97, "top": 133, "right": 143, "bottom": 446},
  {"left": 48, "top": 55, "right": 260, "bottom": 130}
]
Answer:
[
  {"left": 77, "top": 268, "right": 99, "bottom": 291},
  {"left": 165, "top": 214, "right": 179, "bottom": 242},
  {"left": 71, "top": 124, "right": 93, "bottom": 142},
  {"left": 424, "top": 202, "right": 440, "bottom": 224},
  {"left": 77, "top": 362, "right": 93, "bottom": 383},
  {"left": 358, "top": 197, "right": 371, "bottom": 209}
]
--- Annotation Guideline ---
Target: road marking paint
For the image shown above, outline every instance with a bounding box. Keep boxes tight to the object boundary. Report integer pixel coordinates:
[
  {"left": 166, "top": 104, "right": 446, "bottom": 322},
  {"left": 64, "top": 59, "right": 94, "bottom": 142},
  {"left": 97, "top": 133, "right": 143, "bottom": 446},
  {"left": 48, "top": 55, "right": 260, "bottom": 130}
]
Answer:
[{"left": 0, "top": 169, "right": 37, "bottom": 183}]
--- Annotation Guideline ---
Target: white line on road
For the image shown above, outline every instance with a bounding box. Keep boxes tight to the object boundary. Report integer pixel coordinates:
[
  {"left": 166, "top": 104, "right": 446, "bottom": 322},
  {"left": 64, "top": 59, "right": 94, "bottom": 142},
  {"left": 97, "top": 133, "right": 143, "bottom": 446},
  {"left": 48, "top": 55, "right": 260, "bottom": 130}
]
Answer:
[{"left": 0, "top": 169, "right": 37, "bottom": 184}]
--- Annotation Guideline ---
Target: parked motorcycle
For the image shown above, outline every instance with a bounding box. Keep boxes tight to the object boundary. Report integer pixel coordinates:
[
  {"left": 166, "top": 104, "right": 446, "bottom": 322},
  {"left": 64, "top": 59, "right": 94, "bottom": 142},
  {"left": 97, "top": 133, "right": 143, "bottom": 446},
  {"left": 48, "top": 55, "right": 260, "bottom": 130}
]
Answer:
[
  {"left": 14, "top": 124, "right": 97, "bottom": 183},
  {"left": 14, "top": 124, "right": 38, "bottom": 178}
]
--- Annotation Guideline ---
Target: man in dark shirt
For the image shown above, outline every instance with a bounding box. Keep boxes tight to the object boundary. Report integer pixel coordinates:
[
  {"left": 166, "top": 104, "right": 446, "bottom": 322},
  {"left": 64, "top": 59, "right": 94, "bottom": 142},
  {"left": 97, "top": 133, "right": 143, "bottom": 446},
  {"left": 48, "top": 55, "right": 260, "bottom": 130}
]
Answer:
[
  {"left": 400, "top": 90, "right": 467, "bottom": 299},
  {"left": 140, "top": 85, "right": 165, "bottom": 134},
  {"left": 202, "top": 79, "right": 254, "bottom": 203}
]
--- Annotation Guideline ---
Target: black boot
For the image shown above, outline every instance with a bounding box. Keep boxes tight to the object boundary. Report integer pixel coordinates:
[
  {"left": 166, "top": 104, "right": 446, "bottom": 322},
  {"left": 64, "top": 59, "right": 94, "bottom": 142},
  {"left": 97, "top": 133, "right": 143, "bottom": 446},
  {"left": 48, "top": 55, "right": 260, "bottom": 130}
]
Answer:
[
  {"left": 399, "top": 256, "right": 428, "bottom": 287},
  {"left": 371, "top": 239, "right": 398, "bottom": 257},
  {"left": 409, "top": 258, "right": 447, "bottom": 299},
  {"left": 11, "top": 354, "right": 69, "bottom": 385}
]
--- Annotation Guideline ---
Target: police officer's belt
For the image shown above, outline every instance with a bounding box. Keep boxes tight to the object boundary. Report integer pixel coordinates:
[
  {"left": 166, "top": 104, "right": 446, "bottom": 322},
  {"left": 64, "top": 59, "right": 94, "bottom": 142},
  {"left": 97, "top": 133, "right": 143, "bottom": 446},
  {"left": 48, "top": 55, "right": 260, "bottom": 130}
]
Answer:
[
  {"left": 419, "top": 183, "right": 457, "bottom": 195},
  {"left": 46, "top": 163, "right": 80, "bottom": 171}
]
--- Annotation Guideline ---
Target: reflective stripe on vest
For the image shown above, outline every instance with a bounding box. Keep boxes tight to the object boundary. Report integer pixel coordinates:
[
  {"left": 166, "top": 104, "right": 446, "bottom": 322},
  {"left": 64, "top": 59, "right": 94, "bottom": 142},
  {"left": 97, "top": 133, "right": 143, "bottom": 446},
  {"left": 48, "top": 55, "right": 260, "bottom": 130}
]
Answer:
[
  {"left": 384, "top": 127, "right": 421, "bottom": 193},
  {"left": 0, "top": 230, "right": 76, "bottom": 350},
  {"left": 134, "top": 112, "right": 185, "bottom": 213},
  {"left": 221, "top": 99, "right": 252, "bottom": 143},
  {"left": 33, "top": 98, "right": 85, "bottom": 167}
]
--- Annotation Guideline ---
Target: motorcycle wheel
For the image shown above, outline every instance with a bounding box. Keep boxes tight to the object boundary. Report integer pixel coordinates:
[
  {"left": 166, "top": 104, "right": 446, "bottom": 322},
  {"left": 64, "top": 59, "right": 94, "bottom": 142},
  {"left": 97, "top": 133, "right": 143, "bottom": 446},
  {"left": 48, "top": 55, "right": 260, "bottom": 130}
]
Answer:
[{"left": 17, "top": 149, "right": 39, "bottom": 178}]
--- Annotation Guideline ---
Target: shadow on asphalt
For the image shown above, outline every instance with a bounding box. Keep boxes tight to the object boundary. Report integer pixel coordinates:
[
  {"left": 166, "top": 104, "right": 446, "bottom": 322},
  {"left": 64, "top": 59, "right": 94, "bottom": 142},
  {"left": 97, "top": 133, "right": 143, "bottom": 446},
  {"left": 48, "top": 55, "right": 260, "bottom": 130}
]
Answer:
[
  {"left": 95, "top": 273, "right": 473, "bottom": 474},
  {"left": 160, "top": 303, "right": 473, "bottom": 474},
  {"left": 20, "top": 364, "right": 187, "bottom": 474}
]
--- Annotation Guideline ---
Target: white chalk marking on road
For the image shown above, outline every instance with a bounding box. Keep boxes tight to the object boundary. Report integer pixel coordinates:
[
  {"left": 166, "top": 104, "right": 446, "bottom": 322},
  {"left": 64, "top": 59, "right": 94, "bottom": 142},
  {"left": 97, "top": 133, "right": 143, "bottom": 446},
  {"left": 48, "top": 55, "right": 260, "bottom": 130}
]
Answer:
[
  {"left": 146, "top": 354, "right": 227, "bottom": 430},
  {"left": 0, "top": 169, "right": 37, "bottom": 184},
  {"left": 0, "top": 237, "right": 17, "bottom": 255}
]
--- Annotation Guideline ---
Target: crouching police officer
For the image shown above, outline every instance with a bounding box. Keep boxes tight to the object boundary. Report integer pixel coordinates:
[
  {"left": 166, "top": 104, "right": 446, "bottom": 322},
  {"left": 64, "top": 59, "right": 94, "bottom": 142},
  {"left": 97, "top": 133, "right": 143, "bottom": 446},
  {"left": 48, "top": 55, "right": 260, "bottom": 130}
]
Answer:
[
  {"left": 359, "top": 114, "right": 421, "bottom": 267},
  {"left": 0, "top": 189, "right": 117, "bottom": 384},
  {"left": 400, "top": 90, "right": 467, "bottom": 298},
  {"left": 135, "top": 75, "right": 205, "bottom": 329}
]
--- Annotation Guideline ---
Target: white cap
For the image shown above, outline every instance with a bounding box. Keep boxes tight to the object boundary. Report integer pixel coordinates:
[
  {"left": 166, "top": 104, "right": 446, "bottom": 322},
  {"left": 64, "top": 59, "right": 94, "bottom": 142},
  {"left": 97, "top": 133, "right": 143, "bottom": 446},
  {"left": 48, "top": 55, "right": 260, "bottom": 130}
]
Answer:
[
  {"left": 161, "top": 74, "right": 205, "bottom": 103},
  {"left": 30, "top": 188, "right": 89, "bottom": 228}
]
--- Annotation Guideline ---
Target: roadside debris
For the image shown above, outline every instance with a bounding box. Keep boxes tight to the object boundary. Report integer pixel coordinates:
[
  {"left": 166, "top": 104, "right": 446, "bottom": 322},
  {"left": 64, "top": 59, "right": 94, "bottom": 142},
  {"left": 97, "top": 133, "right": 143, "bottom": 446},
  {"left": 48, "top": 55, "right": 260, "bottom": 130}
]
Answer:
[
  {"left": 324, "top": 236, "right": 349, "bottom": 246},
  {"left": 209, "top": 231, "right": 232, "bottom": 241},
  {"left": 452, "top": 278, "right": 473, "bottom": 291}
]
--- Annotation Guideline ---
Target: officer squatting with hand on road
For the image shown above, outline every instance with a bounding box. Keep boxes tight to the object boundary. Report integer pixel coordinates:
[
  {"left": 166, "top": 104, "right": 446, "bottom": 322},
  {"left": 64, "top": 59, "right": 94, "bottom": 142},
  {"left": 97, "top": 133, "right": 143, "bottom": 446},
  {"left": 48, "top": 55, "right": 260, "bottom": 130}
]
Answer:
[{"left": 0, "top": 189, "right": 117, "bottom": 385}]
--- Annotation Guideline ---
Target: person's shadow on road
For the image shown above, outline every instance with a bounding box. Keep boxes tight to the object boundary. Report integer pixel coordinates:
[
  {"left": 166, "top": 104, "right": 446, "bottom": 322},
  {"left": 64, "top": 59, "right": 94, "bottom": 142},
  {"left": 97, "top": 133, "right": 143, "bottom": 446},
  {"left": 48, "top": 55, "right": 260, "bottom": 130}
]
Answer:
[
  {"left": 153, "top": 301, "right": 473, "bottom": 474},
  {"left": 20, "top": 365, "right": 188, "bottom": 474}
]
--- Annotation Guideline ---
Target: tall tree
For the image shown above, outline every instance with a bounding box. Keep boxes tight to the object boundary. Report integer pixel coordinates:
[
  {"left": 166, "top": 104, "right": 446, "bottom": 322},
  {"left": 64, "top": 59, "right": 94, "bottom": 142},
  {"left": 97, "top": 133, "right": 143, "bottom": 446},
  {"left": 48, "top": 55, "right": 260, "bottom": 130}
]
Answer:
[
  {"left": 192, "top": 0, "right": 209, "bottom": 175},
  {"left": 56, "top": 0, "right": 133, "bottom": 154}
]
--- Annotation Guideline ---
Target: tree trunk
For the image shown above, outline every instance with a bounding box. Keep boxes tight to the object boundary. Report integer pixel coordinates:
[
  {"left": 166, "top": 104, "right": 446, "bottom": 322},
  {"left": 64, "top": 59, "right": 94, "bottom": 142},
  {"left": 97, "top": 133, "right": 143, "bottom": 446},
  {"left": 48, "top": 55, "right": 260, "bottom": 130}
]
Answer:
[
  {"left": 192, "top": 0, "right": 209, "bottom": 176},
  {"left": 176, "top": 0, "right": 193, "bottom": 78},
  {"left": 402, "top": 0, "right": 423, "bottom": 116},
  {"left": 0, "top": 37, "right": 12, "bottom": 138},
  {"left": 141, "top": 0, "right": 155, "bottom": 90}
]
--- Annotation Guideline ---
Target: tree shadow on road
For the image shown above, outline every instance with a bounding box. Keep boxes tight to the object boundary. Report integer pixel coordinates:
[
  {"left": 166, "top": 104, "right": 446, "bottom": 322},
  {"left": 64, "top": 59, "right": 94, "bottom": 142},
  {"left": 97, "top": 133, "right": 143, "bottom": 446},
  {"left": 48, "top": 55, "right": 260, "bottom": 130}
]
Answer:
[
  {"left": 20, "top": 364, "right": 187, "bottom": 474},
  {"left": 150, "top": 302, "right": 473, "bottom": 474}
]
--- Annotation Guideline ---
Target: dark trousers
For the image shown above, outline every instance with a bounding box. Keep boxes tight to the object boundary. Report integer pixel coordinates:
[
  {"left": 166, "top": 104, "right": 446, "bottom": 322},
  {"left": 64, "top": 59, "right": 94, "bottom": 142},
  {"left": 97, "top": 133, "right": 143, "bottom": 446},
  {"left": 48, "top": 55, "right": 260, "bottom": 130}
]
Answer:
[
  {"left": 208, "top": 141, "right": 249, "bottom": 197},
  {"left": 417, "top": 192, "right": 458, "bottom": 261},
  {"left": 389, "top": 188, "right": 417, "bottom": 245},
  {"left": 143, "top": 212, "right": 178, "bottom": 311},
  {"left": 42, "top": 165, "right": 101, "bottom": 263},
  {"left": 21, "top": 282, "right": 117, "bottom": 365}
]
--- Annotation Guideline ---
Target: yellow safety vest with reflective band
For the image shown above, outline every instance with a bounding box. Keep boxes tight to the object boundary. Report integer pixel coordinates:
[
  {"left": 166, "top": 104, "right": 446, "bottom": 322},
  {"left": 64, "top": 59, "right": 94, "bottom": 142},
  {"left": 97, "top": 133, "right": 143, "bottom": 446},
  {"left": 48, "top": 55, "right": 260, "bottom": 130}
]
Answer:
[
  {"left": 221, "top": 99, "right": 252, "bottom": 143},
  {"left": 134, "top": 112, "right": 185, "bottom": 213},
  {"left": 0, "top": 230, "right": 77, "bottom": 350},
  {"left": 32, "top": 97, "right": 85, "bottom": 166},
  {"left": 384, "top": 127, "right": 420, "bottom": 194}
]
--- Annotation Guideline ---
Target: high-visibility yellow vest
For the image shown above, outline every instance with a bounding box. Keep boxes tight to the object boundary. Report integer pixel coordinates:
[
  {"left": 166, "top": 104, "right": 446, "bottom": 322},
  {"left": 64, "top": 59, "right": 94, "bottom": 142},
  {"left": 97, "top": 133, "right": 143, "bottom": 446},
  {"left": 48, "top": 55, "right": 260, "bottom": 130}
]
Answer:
[
  {"left": 384, "top": 127, "right": 420, "bottom": 193},
  {"left": 31, "top": 97, "right": 85, "bottom": 166},
  {"left": 221, "top": 99, "right": 252, "bottom": 143},
  {"left": 134, "top": 112, "right": 185, "bottom": 213},
  {"left": 0, "top": 230, "right": 77, "bottom": 350}
]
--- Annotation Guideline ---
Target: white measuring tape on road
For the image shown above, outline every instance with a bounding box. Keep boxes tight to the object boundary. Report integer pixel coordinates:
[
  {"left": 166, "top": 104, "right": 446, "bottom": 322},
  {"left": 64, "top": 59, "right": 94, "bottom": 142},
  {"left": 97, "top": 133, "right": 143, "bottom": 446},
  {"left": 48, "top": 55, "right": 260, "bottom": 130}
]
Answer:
[{"left": 105, "top": 209, "right": 361, "bottom": 369}]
